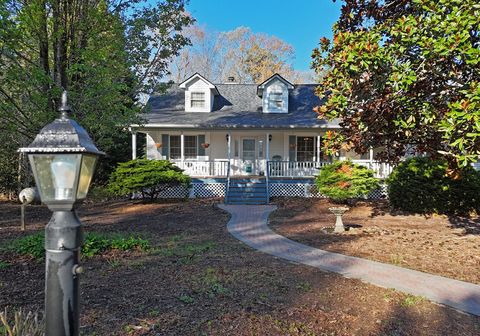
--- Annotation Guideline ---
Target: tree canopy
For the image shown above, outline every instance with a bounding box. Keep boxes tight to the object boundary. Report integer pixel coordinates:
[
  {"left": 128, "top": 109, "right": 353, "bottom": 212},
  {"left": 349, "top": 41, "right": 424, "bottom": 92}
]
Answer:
[
  {"left": 170, "top": 25, "right": 312, "bottom": 84},
  {"left": 0, "top": 0, "right": 193, "bottom": 195},
  {"left": 312, "top": 0, "right": 480, "bottom": 169}
]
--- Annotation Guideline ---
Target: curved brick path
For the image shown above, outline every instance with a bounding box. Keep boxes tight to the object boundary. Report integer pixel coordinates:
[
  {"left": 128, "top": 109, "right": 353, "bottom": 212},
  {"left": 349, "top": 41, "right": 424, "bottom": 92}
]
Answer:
[{"left": 219, "top": 204, "right": 480, "bottom": 316}]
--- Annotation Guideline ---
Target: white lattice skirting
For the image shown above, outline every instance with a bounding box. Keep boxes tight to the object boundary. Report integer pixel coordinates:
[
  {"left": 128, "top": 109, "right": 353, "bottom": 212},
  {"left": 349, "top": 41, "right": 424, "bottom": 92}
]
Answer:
[
  {"left": 269, "top": 183, "right": 388, "bottom": 200},
  {"left": 191, "top": 183, "right": 226, "bottom": 198},
  {"left": 137, "top": 181, "right": 387, "bottom": 200}
]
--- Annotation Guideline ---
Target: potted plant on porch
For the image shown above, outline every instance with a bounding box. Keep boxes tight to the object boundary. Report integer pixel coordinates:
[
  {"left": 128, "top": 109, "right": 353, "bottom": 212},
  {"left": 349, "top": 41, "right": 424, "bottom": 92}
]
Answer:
[{"left": 315, "top": 160, "right": 379, "bottom": 232}]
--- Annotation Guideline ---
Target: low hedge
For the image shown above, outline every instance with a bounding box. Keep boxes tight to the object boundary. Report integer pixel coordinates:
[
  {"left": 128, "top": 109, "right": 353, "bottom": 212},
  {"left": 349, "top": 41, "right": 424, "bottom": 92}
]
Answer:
[{"left": 387, "top": 157, "right": 480, "bottom": 215}]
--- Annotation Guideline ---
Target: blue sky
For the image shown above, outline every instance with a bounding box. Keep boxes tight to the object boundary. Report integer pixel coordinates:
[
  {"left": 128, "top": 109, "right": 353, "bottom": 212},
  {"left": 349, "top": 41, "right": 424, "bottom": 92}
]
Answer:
[{"left": 186, "top": 0, "right": 342, "bottom": 71}]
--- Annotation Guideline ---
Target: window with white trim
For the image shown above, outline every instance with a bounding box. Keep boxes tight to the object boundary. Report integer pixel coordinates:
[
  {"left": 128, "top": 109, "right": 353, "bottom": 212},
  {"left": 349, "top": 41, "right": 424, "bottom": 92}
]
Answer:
[
  {"left": 170, "top": 135, "right": 181, "bottom": 159},
  {"left": 169, "top": 135, "right": 198, "bottom": 159},
  {"left": 296, "top": 137, "right": 314, "bottom": 161},
  {"left": 191, "top": 92, "right": 205, "bottom": 108},
  {"left": 184, "top": 136, "right": 197, "bottom": 159},
  {"left": 269, "top": 92, "right": 283, "bottom": 109}
]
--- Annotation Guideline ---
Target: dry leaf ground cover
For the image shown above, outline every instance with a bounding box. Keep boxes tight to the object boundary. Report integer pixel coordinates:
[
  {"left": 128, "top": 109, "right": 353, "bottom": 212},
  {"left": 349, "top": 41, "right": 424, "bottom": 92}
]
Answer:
[
  {"left": 0, "top": 200, "right": 479, "bottom": 335},
  {"left": 270, "top": 198, "right": 480, "bottom": 285}
]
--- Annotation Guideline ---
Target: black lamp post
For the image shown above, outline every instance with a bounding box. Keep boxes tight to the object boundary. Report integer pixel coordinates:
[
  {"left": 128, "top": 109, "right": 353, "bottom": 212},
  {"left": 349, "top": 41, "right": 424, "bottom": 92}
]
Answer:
[{"left": 19, "top": 91, "right": 104, "bottom": 336}]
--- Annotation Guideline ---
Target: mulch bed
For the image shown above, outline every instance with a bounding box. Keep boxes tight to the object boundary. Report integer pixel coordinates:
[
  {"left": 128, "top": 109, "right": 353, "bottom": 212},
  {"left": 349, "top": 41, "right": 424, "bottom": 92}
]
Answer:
[
  {"left": 1, "top": 199, "right": 479, "bottom": 335},
  {"left": 270, "top": 198, "right": 480, "bottom": 285}
]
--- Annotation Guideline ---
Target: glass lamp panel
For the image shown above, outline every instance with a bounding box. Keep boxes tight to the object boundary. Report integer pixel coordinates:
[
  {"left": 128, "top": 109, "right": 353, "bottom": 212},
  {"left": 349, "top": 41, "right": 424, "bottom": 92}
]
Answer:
[
  {"left": 29, "top": 154, "right": 56, "bottom": 202},
  {"left": 77, "top": 154, "right": 97, "bottom": 199},
  {"left": 50, "top": 154, "right": 80, "bottom": 201}
]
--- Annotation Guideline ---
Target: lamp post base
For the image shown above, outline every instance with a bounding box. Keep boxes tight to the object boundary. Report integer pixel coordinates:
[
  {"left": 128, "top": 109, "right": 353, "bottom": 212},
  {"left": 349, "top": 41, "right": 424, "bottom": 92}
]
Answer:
[{"left": 45, "top": 211, "right": 83, "bottom": 336}]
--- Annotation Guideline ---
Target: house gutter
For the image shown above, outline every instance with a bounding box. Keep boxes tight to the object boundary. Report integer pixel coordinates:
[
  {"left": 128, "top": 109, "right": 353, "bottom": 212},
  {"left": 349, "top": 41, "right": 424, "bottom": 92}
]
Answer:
[{"left": 129, "top": 124, "right": 342, "bottom": 131}]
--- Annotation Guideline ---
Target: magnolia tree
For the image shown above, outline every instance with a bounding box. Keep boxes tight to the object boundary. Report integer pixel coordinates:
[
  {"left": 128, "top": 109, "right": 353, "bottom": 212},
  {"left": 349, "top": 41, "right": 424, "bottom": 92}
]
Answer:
[{"left": 312, "top": 0, "right": 480, "bottom": 169}]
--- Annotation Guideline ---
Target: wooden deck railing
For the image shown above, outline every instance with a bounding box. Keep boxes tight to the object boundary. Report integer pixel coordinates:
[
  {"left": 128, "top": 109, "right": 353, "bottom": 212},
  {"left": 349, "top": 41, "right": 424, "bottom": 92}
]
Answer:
[{"left": 174, "top": 160, "right": 230, "bottom": 177}]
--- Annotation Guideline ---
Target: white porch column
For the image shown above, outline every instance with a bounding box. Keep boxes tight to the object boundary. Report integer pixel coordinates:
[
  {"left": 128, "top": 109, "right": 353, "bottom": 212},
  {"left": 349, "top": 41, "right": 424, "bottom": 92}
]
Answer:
[
  {"left": 227, "top": 132, "right": 232, "bottom": 160},
  {"left": 181, "top": 133, "right": 185, "bottom": 164},
  {"left": 131, "top": 131, "right": 137, "bottom": 160},
  {"left": 369, "top": 146, "right": 374, "bottom": 163},
  {"left": 266, "top": 133, "right": 270, "bottom": 160},
  {"left": 316, "top": 135, "right": 321, "bottom": 163},
  {"left": 266, "top": 133, "right": 270, "bottom": 176}
]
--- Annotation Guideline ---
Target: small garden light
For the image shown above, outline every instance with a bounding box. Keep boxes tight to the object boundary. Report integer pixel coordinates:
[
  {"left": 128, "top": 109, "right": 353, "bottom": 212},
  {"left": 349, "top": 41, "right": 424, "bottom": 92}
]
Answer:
[{"left": 19, "top": 91, "right": 104, "bottom": 336}]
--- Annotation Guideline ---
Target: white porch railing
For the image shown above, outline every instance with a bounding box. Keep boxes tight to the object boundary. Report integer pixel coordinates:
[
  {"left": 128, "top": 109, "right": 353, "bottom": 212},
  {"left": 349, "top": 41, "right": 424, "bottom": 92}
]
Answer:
[
  {"left": 174, "top": 160, "right": 230, "bottom": 177},
  {"left": 350, "top": 160, "right": 394, "bottom": 179},
  {"left": 267, "top": 160, "right": 394, "bottom": 179},
  {"left": 267, "top": 161, "right": 331, "bottom": 178}
]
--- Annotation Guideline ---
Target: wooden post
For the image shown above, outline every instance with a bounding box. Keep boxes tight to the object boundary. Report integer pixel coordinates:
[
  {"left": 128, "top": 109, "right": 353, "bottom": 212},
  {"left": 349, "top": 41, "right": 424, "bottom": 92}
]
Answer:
[{"left": 20, "top": 204, "right": 25, "bottom": 231}]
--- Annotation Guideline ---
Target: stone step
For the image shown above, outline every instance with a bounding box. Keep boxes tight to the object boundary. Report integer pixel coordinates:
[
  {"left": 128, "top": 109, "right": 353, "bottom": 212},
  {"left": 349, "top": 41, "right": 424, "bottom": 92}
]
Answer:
[
  {"left": 226, "top": 199, "right": 268, "bottom": 205},
  {"left": 227, "top": 192, "right": 268, "bottom": 198}
]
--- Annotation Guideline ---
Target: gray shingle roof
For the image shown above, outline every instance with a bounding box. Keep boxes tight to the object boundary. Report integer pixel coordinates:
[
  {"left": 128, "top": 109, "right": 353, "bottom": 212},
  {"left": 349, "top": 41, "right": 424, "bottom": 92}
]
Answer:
[{"left": 141, "top": 84, "right": 340, "bottom": 129}]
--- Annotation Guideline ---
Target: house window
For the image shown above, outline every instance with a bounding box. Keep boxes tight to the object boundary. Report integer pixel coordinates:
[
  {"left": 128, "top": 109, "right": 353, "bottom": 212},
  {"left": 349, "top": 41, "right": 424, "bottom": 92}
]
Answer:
[
  {"left": 169, "top": 135, "right": 198, "bottom": 159},
  {"left": 170, "top": 135, "right": 181, "bottom": 159},
  {"left": 191, "top": 92, "right": 205, "bottom": 108},
  {"left": 234, "top": 139, "right": 239, "bottom": 157},
  {"left": 184, "top": 135, "right": 197, "bottom": 159},
  {"left": 269, "top": 92, "right": 283, "bottom": 109},
  {"left": 296, "top": 137, "right": 314, "bottom": 161}
]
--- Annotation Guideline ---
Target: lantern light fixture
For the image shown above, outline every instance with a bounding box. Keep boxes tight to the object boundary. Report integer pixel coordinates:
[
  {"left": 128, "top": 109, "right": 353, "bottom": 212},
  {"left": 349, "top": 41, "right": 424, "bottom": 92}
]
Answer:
[
  {"left": 19, "top": 91, "right": 104, "bottom": 210},
  {"left": 18, "top": 91, "right": 104, "bottom": 336}
]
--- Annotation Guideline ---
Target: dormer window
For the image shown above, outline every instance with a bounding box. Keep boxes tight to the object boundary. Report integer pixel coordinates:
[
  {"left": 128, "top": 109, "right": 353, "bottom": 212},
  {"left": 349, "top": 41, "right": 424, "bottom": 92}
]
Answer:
[
  {"left": 257, "top": 73, "right": 294, "bottom": 114},
  {"left": 191, "top": 92, "right": 205, "bottom": 108},
  {"left": 179, "top": 73, "right": 219, "bottom": 113},
  {"left": 269, "top": 89, "right": 284, "bottom": 110}
]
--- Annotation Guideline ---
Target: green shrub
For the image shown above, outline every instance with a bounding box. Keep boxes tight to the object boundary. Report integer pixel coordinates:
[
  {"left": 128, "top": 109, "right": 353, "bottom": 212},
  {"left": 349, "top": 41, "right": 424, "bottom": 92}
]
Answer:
[
  {"left": 107, "top": 159, "right": 191, "bottom": 200},
  {"left": 387, "top": 157, "right": 480, "bottom": 215},
  {"left": 6, "top": 232, "right": 150, "bottom": 260},
  {"left": 7, "top": 233, "right": 45, "bottom": 260},
  {"left": 315, "top": 160, "right": 379, "bottom": 203}
]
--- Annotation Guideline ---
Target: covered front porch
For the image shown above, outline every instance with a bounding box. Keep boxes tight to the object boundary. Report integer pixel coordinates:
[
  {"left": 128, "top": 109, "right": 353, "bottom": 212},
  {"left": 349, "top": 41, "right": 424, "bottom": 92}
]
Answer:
[{"left": 131, "top": 129, "right": 393, "bottom": 179}]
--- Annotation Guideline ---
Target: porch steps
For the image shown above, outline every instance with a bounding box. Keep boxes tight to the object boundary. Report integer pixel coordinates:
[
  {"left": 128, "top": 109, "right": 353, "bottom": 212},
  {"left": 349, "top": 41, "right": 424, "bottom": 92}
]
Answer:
[{"left": 225, "top": 178, "right": 269, "bottom": 205}]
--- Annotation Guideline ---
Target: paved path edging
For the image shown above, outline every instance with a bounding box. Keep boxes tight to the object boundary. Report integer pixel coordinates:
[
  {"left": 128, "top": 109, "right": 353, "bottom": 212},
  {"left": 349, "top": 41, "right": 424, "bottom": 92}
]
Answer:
[{"left": 219, "top": 204, "right": 480, "bottom": 316}]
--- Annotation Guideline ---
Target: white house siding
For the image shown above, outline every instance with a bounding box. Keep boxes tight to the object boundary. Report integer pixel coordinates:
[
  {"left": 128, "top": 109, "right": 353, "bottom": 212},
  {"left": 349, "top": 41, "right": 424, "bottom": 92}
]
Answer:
[
  {"left": 143, "top": 130, "right": 331, "bottom": 164},
  {"left": 209, "top": 132, "right": 228, "bottom": 160}
]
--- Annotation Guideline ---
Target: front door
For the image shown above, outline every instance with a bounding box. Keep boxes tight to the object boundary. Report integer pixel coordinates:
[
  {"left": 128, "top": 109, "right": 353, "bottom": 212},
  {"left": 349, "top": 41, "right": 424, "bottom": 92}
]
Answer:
[{"left": 241, "top": 138, "right": 256, "bottom": 174}]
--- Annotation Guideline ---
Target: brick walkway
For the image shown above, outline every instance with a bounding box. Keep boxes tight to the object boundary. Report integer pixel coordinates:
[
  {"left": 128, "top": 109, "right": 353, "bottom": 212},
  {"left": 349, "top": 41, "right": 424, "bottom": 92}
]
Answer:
[{"left": 219, "top": 204, "right": 480, "bottom": 316}]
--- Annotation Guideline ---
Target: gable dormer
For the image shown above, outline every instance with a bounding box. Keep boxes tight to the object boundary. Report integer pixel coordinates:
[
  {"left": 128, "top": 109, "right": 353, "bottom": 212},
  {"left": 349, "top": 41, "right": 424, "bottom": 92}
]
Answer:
[
  {"left": 257, "top": 74, "right": 294, "bottom": 113},
  {"left": 179, "top": 73, "right": 219, "bottom": 112}
]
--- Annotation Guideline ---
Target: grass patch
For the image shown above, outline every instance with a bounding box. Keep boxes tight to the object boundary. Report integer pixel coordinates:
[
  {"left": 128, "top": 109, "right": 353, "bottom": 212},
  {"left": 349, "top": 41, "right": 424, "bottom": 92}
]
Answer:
[
  {"left": 178, "top": 295, "right": 195, "bottom": 304},
  {"left": 0, "top": 261, "right": 10, "bottom": 270},
  {"left": 5, "top": 232, "right": 150, "bottom": 260},
  {"left": 197, "top": 267, "right": 231, "bottom": 298},
  {"left": 296, "top": 281, "right": 312, "bottom": 292},
  {"left": 0, "top": 308, "right": 44, "bottom": 336},
  {"left": 400, "top": 294, "right": 425, "bottom": 307},
  {"left": 152, "top": 235, "right": 215, "bottom": 264}
]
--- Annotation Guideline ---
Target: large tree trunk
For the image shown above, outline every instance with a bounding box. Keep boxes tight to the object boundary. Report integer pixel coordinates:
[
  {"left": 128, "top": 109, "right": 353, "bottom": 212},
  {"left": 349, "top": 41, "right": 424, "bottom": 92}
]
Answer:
[
  {"left": 38, "top": 0, "right": 54, "bottom": 111},
  {"left": 52, "top": 0, "right": 68, "bottom": 91}
]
